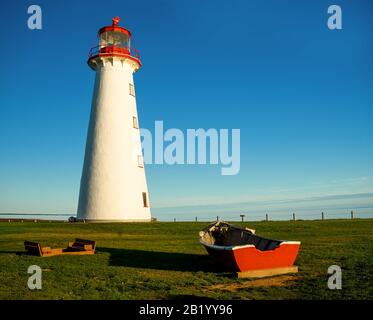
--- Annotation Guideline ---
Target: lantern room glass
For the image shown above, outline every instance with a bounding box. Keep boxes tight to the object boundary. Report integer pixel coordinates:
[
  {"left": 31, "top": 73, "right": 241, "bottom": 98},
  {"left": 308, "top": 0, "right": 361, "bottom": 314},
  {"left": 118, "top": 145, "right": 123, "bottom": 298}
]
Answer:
[{"left": 100, "top": 31, "right": 130, "bottom": 50}]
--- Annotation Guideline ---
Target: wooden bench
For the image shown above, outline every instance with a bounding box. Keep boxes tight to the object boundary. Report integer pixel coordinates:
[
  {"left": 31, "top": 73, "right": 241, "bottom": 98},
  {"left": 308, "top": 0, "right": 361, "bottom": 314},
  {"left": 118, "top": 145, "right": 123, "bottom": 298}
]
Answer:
[
  {"left": 24, "top": 241, "right": 43, "bottom": 256},
  {"left": 24, "top": 239, "right": 96, "bottom": 257},
  {"left": 66, "top": 239, "right": 96, "bottom": 254}
]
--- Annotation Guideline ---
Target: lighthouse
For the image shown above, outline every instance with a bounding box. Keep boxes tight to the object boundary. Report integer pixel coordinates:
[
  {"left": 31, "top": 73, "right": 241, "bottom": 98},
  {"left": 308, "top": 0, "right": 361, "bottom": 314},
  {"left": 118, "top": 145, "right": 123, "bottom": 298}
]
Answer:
[{"left": 77, "top": 17, "right": 151, "bottom": 222}]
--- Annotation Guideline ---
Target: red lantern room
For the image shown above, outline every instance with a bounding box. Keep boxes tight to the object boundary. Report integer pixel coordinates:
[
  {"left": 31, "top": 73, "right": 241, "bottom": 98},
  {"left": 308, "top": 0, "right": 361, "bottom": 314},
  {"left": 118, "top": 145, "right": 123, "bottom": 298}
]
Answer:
[{"left": 88, "top": 17, "right": 141, "bottom": 71}]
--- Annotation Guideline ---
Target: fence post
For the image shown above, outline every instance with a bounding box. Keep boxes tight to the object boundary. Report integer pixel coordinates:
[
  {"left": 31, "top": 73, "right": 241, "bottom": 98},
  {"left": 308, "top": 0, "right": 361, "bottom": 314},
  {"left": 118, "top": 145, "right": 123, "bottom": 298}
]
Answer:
[
  {"left": 266, "top": 214, "right": 268, "bottom": 222},
  {"left": 351, "top": 210, "right": 354, "bottom": 220},
  {"left": 293, "top": 213, "right": 295, "bottom": 221},
  {"left": 322, "top": 212, "right": 324, "bottom": 221}
]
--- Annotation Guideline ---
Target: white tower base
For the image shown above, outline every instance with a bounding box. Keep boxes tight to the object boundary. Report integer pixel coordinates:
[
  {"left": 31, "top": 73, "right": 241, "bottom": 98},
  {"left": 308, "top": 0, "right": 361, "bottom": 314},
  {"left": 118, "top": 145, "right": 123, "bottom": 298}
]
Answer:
[{"left": 77, "top": 55, "right": 151, "bottom": 222}]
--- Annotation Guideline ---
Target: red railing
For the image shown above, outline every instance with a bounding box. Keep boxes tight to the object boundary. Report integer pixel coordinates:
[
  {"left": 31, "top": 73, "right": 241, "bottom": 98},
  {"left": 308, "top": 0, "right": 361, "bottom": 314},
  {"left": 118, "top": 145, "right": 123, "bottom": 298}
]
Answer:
[{"left": 88, "top": 45, "right": 141, "bottom": 60}]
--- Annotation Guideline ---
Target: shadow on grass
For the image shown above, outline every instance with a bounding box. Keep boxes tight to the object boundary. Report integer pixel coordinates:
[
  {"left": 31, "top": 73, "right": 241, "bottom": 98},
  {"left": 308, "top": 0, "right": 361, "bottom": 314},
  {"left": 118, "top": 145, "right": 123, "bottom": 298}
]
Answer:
[
  {"left": 99, "top": 247, "right": 223, "bottom": 273},
  {"left": 0, "top": 250, "right": 25, "bottom": 255}
]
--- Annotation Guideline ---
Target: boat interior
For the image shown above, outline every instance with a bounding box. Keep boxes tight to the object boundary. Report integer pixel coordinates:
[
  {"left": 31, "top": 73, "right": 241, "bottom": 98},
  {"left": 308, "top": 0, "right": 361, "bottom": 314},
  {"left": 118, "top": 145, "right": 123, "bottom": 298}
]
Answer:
[{"left": 200, "top": 221, "right": 283, "bottom": 251}]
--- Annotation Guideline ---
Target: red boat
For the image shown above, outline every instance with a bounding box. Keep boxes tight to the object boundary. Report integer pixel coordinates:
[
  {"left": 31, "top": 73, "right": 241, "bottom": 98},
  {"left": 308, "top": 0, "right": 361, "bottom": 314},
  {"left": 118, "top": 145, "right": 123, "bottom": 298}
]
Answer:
[{"left": 199, "top": 221, "right": 300, "bottom": 272}]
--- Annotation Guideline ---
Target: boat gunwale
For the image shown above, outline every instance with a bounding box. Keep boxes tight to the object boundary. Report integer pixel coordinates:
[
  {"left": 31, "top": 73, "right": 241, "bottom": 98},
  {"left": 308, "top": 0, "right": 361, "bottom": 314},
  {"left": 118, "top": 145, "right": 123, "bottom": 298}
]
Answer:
[{"left": 199, "top": 239, "right": 301, "bottom": 251}]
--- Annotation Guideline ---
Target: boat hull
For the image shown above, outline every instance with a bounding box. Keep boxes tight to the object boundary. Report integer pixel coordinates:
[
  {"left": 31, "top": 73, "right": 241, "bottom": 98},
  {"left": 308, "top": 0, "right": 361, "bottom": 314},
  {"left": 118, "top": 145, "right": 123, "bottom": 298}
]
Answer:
[{"left": 203, "top": 242, "right": 300, "bottom": 272}]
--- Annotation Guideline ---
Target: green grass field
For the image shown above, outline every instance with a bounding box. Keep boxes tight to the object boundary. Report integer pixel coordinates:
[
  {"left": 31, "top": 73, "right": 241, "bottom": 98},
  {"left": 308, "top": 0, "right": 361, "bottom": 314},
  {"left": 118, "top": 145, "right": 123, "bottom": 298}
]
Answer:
[{"left": 0, "top": 219, "right": 372, "bottom": 300}]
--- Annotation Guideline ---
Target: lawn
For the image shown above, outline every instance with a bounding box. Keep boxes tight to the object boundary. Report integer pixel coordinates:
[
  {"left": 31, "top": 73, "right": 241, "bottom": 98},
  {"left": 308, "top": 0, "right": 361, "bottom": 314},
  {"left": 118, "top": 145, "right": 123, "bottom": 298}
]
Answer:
[{"left": 0, "top": 219, "right": 372, "bottom": 299}]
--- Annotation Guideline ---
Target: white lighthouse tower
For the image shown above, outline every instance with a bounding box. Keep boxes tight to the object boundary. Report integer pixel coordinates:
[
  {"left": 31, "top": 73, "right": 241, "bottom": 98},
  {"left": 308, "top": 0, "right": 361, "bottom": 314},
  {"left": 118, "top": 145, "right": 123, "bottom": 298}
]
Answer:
[{"left": 77, "top": 17, "right": 151, "bottom": 222}]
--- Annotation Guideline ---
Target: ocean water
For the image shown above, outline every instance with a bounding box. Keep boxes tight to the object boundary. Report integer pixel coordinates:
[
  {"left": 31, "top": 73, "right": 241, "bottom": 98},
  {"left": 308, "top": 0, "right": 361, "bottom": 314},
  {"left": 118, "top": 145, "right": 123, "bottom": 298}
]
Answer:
[
  {"left": 1, "top": 193, "right": 372, "bottom": 222},
  {"left": 151, "top": 192, "right": 373, "bottom": 221},
  {"left": 0, "top": 213, "right": 72, "bottom": 221},
  {"left": 1, "top": 208, "right": 372, "bottom": 223},
  {"left": 152, "top": 206, "right": 373, "bottom": 222}
]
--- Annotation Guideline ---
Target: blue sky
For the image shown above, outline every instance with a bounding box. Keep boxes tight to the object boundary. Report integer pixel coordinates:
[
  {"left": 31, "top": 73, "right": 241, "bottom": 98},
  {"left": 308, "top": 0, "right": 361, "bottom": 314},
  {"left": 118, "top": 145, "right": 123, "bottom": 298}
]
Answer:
[{"left": 0, "top": 0, "right": 372, "bottom": 220}]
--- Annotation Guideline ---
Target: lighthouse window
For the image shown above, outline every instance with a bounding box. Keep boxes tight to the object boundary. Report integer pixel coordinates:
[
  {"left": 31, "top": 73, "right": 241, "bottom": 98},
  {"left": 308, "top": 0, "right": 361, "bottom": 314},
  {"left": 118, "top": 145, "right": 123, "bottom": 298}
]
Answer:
[
  {"left": 137, "top": 155, "right": 144, "bottom": 168},
  {"left": 142, "top": 192, "right": 148, "bottom": 207},
  {"left": 129, "top": 83, "right": 135, "bottom": 96},
  {"left": 133, "top": 116, "right": 138, "bottom": 129},
  {"left": 100, "top": 31, "right": 130, "bottom": 49}
]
